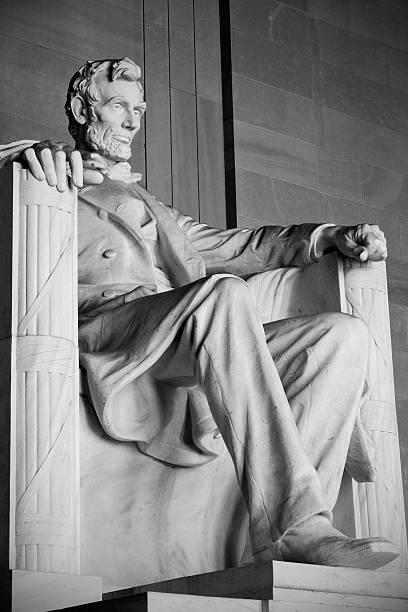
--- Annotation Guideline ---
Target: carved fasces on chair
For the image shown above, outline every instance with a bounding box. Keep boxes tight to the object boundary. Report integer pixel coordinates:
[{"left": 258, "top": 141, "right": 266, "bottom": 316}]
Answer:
[
  {"left": 11, "top": 164, "right": 79, "bottom": 573},
  {"left": 339, "top": 257, "right": 408, "bottom": 572}
]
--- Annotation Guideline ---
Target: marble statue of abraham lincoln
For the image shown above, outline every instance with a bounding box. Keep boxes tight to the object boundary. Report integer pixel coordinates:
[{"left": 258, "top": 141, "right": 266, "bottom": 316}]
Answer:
[{"left": 0, "top": 56, "right": 399, "bottom": 570}]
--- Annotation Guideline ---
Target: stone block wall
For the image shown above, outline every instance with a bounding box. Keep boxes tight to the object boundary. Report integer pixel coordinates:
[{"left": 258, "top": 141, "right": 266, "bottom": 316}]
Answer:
[{"left": 227, "top": 0, "right": 408, "bottom": 526}]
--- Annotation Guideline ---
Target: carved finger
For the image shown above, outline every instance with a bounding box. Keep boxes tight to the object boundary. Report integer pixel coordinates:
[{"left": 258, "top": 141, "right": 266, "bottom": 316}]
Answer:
[
  {"left": 39, "top": 148, "right": 58, "bottom": 186},
  {"left": 69, "top": 150, "right": 84, "bottom": 188},
  {"left": 83, "top": 168, "right": 104, "bottom": 185},
  {"left": 358, "top": 248, "right": 369, "bottom": 262},
  {"left": 351, "top": 245, "right": 368, "bottom": 261},
  {"left": 56, "top": 141, "right": 73, "bottom": 153},
  {"left": 55, "top": 150, "right": 67, "bottom": 192},
  {"left": 84, "top": 153, "right": 109, "bottom": 170},
  {"left": 22, "top": 148, "right": 46, "bottom": 181}
]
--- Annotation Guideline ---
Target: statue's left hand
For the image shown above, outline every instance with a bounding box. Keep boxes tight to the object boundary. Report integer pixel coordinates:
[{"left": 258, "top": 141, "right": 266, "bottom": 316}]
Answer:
[{"left": 329, "top": 224, "right": 387, "bottom": 262}]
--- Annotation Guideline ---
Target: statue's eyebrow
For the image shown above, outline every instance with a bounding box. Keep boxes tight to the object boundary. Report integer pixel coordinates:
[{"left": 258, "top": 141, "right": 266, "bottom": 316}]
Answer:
[{"left": 105, "top": 96, "right": 125, "bottom": 103}]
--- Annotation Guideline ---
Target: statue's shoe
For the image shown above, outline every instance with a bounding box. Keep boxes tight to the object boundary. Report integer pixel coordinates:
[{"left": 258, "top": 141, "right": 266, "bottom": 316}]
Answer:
[
  {"left": 254, "top": 520, "right": 400, "bottom": 570},
  {"left": 275, "top": 532, "right": 400, "bottom": 570}
]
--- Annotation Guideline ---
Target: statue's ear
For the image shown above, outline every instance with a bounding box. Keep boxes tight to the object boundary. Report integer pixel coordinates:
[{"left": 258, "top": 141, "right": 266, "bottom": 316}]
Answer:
[{"left": 70, "top": 95, "right": 87, "bottom": 125}]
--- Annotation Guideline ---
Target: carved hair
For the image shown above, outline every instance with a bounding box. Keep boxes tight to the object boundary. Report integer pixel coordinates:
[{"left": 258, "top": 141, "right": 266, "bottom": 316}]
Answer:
[{"left": 65, "top": 57, "right": 142, "bottom": 139}]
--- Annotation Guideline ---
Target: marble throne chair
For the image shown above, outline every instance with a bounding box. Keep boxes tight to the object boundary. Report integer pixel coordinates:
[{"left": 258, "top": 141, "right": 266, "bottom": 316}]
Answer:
[{"left": 0, "top": 164, "right": 407, "bottom": 610}]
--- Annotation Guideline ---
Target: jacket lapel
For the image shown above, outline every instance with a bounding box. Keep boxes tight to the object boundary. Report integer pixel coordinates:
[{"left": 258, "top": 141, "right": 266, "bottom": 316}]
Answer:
[
  {"left": 80, "top": 182, "right": 146, "bottom": 246},
  {"left": 132, "top": 183, "right": 205, "bottom": 285},
  {"left": 80, "top": 180, "right": 205, "bottom": 287}
]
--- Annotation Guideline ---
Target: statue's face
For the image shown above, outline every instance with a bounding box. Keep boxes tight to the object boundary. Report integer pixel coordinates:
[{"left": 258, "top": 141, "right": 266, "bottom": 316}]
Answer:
[{"left": 84, "top": 77, "right": 145, "bottom": 162}]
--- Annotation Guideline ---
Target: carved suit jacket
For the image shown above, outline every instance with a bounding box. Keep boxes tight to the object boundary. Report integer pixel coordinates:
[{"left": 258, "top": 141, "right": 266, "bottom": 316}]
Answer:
[
  {"left": 0, "top": 143, "right": 375, "bottom": 477},
  {"left": 0, "top": 144, "right": 335, "bottom": 469},
  {"left": 77, "top": 179, "right": 328, "bottom": 468},
  {"left": 78, "top": 180, "right": 321, "bottom": 317}
]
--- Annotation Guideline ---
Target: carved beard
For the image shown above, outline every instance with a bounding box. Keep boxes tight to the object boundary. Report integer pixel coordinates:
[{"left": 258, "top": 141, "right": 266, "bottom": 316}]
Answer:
[{"left": 85, "top": 121, "right": 132, "bottom": 162}]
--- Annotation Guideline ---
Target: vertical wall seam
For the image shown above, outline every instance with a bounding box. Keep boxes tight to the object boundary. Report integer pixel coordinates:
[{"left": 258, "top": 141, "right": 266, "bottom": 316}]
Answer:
[
  {"left": 142, "top": 0, "right": 147, "bottom": 188},
  {"left": 219, "top": 0, "right": 237, "bottom": 228},
  {"left": 167, "top": 0, "right": 174, "bottom": 207},
  {"left": 192, "top": 0, "right": 201, "bottom": 221}
]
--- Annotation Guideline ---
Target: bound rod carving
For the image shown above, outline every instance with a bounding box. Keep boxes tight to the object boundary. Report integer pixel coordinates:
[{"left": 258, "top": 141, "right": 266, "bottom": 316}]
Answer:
[
  {"left": 340, "top": 258, "right": 408, "bottom": 572},
  {"left": 11, "top": 165, "right": 79, "bottom": 573}
]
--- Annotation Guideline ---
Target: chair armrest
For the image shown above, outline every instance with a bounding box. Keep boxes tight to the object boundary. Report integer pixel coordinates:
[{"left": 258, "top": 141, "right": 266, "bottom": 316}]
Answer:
[{"left": 246, "top": 253, "right": 341, "bottom": 323}]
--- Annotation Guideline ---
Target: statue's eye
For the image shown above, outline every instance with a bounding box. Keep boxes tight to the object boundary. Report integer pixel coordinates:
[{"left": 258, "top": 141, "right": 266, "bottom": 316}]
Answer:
[{"left": 112, "top": 103, "right": 122, "bottom": 111}]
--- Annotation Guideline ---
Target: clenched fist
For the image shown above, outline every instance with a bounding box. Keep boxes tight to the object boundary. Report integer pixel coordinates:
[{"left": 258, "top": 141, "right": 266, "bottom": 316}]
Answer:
[{"left": 319, "top": 224, "right": 387, "bottom": 262}]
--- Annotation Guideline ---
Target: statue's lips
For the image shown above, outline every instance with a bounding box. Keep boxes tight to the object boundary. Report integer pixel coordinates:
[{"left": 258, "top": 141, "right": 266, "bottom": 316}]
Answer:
[{"left": 113, "top": 135, "right": 132, "bottom": 144}]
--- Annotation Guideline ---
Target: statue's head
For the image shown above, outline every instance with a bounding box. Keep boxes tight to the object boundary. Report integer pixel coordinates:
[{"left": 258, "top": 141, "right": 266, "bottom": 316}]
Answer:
[{"left": 65, "top": 58, "right": 145, "bottom": 162}]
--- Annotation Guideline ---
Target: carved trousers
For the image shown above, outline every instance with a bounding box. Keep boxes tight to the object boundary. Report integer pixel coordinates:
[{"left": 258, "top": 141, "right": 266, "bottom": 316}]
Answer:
[{"left": 152, "top": 274, "right": 370, "bottom": 558}]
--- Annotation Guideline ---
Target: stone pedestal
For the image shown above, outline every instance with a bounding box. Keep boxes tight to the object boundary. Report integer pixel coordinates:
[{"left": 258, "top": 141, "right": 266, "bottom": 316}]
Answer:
[
  {"left": 11, "top": 570, "right": 101, "bottom": 612},
  {"left": 56, "top": 562, "right": 408, "bottom": 611}
]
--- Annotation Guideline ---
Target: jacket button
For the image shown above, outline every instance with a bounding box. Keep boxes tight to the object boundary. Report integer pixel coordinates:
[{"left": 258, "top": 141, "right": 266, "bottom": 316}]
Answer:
[
  {"left": 98, "top": 209, "right": 108, "bottom": 220},
  {"left": 102, "top": 249, "right": 117, "bottom": 259},
  {"left": 102, "top": 289, "right": 117, "bottom": 298}
]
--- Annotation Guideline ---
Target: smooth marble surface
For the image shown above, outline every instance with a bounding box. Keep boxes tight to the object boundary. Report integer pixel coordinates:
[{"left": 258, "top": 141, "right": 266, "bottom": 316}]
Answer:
[
  {"left": 234, "top": 120, "right": 318, "bottom": 190},
  {"left": 394, "top": 350, "right": 408, "bottom": 403},
  {"left": 12, "top": 570, "right": 101, "bottom": 612},
  {"left": 350, "top": 0, "right": 408, "bottom": 53},
  {"left": 79, "top": 392, "right": 247, "bottom": 587},
  {"left": 322, "top": 106, "right": 395, "bottom": 171},
  {"left": 168, "top": 0, "right": 195, "bottom": 95},
  {"left": 0, "top": 0, "right": 144, "bottom": 60},
  {"left": 387, "top": 258, "right": 408, "bottom": 309},
  {"left": 388, "top": 47, "right": 408, "bottom": 95},
  {"left": 232, "top": 74, "right": 322, "bottom": 145},
  {"left": 236, "top": 169, "right": 324, "bottom": 226},
  {"left": 399, "top": 215, "right": 408, "bottom": 261},
  {"left": 308, "top": 0, "right": 351, "bottom": 29},
  {"left": 144, "top": 0, "right": 172, "bottom": 204},
  {"left": 231, "top": 0, "right": 311, "bottom": 45},
  {"left": 194, "top": 0, "right": 222, "bottom": 102},
  {"left": 170, "top": 88, "right": 199, "bottom": 218},
  {"left": 389, "top": 303, "right": 408, "bottom": 352},
  {"left": 317, "top": 151, "right": 362, "bottom": 203},
  {"left": 316, "top": 20, "right": 388, "bottom": 85},
  {"left": 196, "top": 97, "right": 226, "bottom": 227},
  {"left": 394, "top": 132, "right": 408, "bottom": 175},
  {"left": 361, "top": 163, "right": 408, "bottom": 214},
  {"left": 314, "top": 62, "right": 395, "bottom": 131},
  {"left": 231, "top": 28, "right": 314, "bottom": 99}
]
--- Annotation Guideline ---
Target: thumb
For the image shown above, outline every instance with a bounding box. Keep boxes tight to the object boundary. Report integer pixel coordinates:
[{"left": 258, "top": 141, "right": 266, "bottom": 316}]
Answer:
[
  {"left": 353, "top": 246, "right": 368, "bottom": 261},
  {"left": 83, "top": 168, "right": 104, "bottom": 185}
]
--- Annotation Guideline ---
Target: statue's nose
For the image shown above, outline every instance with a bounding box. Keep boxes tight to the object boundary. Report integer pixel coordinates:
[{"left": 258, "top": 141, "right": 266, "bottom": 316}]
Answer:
[{"left": 123, "top": 112, "right": 139, "bottom": 130}]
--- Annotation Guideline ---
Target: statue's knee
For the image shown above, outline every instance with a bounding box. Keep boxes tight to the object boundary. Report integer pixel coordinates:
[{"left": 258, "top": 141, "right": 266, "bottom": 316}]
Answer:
[
  {"left": 211, "top": 274, "right": 254, "bottom": 304},
  {"left": 325, "top": 312, "right": 369, "bottom": 350}
]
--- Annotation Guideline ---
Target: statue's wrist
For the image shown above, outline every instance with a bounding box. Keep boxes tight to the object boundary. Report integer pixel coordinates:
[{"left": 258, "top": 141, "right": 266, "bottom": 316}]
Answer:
[{"left": 315, "top": 224, "right": 342, "bottom": 256}]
